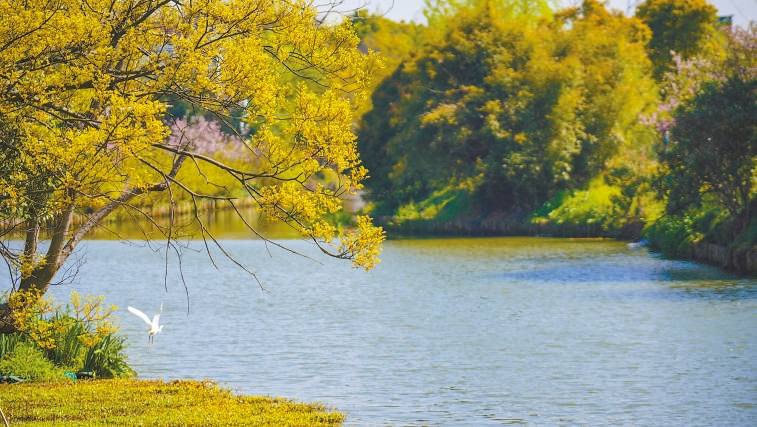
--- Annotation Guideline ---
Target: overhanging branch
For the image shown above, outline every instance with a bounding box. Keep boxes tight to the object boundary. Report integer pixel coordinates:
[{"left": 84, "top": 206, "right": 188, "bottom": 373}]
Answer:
[{"left": 61, "top": 154, "right": 188, "bottom": 259}]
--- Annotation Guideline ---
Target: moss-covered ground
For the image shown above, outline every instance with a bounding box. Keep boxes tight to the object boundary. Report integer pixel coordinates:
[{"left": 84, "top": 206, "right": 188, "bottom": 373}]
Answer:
[{"left": 0, "top": 379, "right": 344, "bottom": 426}]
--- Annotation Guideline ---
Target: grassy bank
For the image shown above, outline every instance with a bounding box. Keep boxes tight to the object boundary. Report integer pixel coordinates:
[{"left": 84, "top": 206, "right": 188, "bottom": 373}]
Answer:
[{"left": 0, "top": 379, "right": 344, "bottom": 426}]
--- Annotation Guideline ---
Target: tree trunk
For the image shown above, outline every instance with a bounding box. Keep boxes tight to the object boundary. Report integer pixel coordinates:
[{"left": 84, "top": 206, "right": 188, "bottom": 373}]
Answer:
[
  {"left": 0, "top": 303, "right": 16, "bottom": 334},
  {"left": 19, "top": 203, "right": 76, "bottom": 295},
  {"left": 0, "top": 204, "right": 77, "bottom": 334},
  {"left": 1, "top": 156, "right": 186, "bottom": 335}
]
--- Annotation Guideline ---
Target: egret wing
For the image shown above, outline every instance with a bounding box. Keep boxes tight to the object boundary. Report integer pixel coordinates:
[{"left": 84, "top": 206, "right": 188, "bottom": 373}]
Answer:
[
  {"left": 128, "top": 306, "right": 153, "bottom": 326},
  {"left": 151, "top": 303, "right": 163, "bottom": 326}
]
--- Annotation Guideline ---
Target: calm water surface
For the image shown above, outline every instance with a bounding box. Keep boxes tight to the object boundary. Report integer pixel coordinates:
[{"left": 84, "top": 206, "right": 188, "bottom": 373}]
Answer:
[{"left": 40, "top": 237, "right": 757, "bottom": 426}]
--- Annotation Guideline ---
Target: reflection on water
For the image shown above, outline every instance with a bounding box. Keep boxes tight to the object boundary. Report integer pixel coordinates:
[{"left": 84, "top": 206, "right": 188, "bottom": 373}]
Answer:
[
  {"left": 4, "top": 237, "right": 754, "bottom": 426},
  {"left": 6, "top": 206, "right": 301, "bottom": 241},
  {"left": 93, "top": 207, "right": 303, "bottom": 240}
]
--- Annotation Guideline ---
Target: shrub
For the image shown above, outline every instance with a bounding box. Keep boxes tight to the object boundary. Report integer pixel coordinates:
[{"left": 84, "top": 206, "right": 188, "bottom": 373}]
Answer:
[
  {"left": 544, "top": 179, "right": 622, "bottom": 229},
  {"left": 0, "top": 332, "right": 21, "bottom": 361},
  {"left": 82, "top": 334, "right": 135, "bottom": 379},
  {"left": 733, "top": 216, "right": 757, "bottom": 249},
  {"left": 645, "top": 212, "right": 701, "bottom": 257},
  {"left": 0, "top": 341, "right": 64, "bottom": 382},
  {"left": 1, "top": 292, "right": 135, "bottom": 380}
]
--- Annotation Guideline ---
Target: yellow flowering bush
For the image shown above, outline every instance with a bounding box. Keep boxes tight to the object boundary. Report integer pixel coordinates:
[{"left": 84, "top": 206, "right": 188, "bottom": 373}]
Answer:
[{"left": 1, "top": 291, "right": 133, "bottom": 379}]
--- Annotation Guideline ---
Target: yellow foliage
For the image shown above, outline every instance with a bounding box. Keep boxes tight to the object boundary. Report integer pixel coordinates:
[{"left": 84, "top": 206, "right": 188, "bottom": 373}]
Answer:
[
  {"left": 3, "top": 379, "right": 345, "bottom": 426},
  {"left": 338, "top": 216, "right": 385, "bottom": 271},
  {"left": 421, "top": 103, "right": 459, "bottom": 126},
  {"left": 6, "top": 290, "right": 119, "bottom": 350},
  {"left": 0, "top": 0, "right": 384, "bottom": 271}
]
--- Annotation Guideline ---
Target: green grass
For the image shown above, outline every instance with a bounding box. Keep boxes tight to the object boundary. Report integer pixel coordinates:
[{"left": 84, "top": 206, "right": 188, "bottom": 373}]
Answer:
[{"left": 0, "top": 379, "right": 345, "bottom": 426}]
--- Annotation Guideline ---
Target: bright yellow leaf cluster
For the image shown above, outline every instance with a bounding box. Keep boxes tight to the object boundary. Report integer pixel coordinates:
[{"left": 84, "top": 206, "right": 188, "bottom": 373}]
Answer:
[{"left": 338, "top": 216, "right": 386, "bottom": 271}]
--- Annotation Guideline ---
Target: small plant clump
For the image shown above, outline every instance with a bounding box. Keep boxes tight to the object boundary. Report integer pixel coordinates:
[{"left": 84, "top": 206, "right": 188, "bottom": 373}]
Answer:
[
  {"left": 1, "top": 379, "right": 345, "bottom": 426},
  {"left": 0, "top": 291, "right": 135, "bottom": 380},
  {"left": 0, "top": 341, "right": 63, "bottom": 382}
]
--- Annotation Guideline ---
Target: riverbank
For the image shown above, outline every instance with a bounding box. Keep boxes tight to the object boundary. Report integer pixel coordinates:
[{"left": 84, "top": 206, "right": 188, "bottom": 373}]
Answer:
[
  {"left": 379, "top": 214, "right": 643, "bottom": 240},
  {"left": 688, "top": 241, "right": 757, "bottom": 276},
  {"left": 0, "top": 379, "right": 344, "bottom": 426},
  {"left": 380, "top": 215, "right": 757, "bottom": 276}
]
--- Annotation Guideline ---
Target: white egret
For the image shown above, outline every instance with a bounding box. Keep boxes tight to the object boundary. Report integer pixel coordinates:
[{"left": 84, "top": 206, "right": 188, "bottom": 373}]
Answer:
[{"left": 127, "top": 303, "right": 164, "bottom": 346}]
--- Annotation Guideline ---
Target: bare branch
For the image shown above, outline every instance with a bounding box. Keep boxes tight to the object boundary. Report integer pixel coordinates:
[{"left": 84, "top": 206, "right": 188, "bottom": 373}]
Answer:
[{"left": 62, "top": 154, "right": 188, "bottom": 262}]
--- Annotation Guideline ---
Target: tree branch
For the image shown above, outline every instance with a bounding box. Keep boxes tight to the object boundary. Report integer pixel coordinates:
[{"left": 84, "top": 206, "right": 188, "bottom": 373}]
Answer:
[{"left": 60, "top": 154, "right": 188, "bottom": 263}]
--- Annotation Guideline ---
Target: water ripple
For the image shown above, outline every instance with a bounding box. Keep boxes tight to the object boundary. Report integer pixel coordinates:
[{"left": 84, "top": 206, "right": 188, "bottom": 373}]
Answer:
[{"left": 25, "top": 237, "right": 757, "bottom": 427}]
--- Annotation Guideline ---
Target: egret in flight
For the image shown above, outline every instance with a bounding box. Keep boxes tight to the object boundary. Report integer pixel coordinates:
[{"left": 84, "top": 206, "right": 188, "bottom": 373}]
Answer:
[{"left": 127, "top": 303, "right": 164, "bottom": 346}]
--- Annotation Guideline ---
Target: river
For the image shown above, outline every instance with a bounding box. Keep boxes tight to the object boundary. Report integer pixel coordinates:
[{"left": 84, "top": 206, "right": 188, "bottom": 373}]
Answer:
[{"left": 33, "top": 237, "right": 757, "bottom": 426}]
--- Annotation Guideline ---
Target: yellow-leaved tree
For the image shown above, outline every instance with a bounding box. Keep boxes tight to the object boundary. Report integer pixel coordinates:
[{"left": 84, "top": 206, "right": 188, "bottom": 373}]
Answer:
[{"left": 0, "top": 0, "right": 384, "bottom": 333}]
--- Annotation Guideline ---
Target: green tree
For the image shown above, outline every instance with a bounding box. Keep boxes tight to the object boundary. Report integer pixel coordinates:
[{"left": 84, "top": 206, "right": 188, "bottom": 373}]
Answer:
[
  {"left": 358, "top": 0, "right": 657, "bottom": 226},
  {"left": 424, "top": 0, "right": 554, "bottom": 30},
  {"left": 656, "top": 26, "right": 757, "bottom": 235},
  {"left": 635, "top": 0, "right": 720, "bottom": 79},
  {"left": 0, "top": 0, "right": 385, "bottom": 333},
  {"left": 359, "top": 0, "right": 554, "bottom": 218},
  {"left": 351, "top": 10, "right": 427, "bottom": 114},
  {"left": 662, "top": 78, "right": 756, "bottom": 224}
]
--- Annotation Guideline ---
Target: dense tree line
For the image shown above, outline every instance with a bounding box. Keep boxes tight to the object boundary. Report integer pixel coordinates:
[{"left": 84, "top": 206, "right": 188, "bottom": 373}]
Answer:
[
  {"left": 648, "top": 24, "right": 757, "bottom": 255},
  {"left": 355, "top": 0, "right": 756, "bottom": 258},
  {"left": 358, "top": 0, "right": 658, "bottom": 230}
]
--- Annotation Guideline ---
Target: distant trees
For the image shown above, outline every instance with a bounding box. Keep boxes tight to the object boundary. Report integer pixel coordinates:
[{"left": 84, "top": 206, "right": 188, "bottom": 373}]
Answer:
[
  {"left": 663, "top": 78, "right": 756, "bottom": 222},
  {"left": 358, "top": 0, "right": 658, "bottom": 226},
  {"left": 351, "top": 10, "right": 427, "bottom": 114},
  {"left": 635, "top": 0, "right": 720, "bottom": 79},
  {"left": 654, "top": 26, "right": 757, "bottom": 242},
  {"left": 352, "top": 11, "right": 426, "bottom": 80}
]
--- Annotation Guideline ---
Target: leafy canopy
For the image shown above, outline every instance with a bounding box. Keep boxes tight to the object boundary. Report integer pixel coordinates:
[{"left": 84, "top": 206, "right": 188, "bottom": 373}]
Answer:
[
  {"left": 0, "top": 0, "right": 384, "bottom": 308},
  {"left": 358, "top": 0, "right": 657, "bottom": 224},
  {"left": 635, "top": 0, "right": 720, "bottom": 79},
  {"left": 351, "top": 10, "right": 427, "bottom": 114},
  {"left": 654, "top": 26, "right": 757, "bottom": 234}
]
